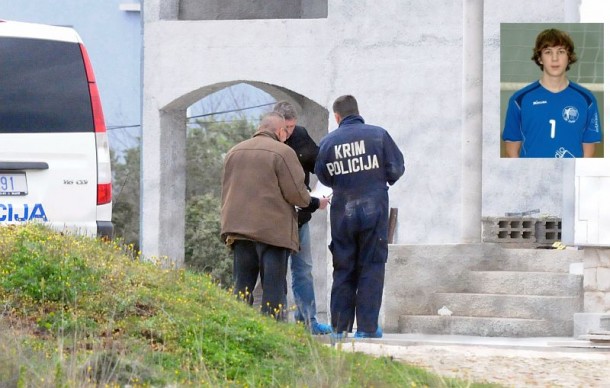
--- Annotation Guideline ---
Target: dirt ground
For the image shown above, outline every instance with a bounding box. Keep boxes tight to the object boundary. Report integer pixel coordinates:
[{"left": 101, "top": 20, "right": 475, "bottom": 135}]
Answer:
[{"left": 337, "top": 341, "right": 610, "bottom": 387}]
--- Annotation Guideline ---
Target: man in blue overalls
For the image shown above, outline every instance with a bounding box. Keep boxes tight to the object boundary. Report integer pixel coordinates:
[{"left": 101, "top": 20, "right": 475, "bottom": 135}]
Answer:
[{"left": 315, "top": 95, "right": 405, "bottom": 338}]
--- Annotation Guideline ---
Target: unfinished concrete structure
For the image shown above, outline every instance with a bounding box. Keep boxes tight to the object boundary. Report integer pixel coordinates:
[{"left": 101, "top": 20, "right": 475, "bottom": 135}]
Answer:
[{"left": 142, "top": 0, "right": 607, "bottom": 335}]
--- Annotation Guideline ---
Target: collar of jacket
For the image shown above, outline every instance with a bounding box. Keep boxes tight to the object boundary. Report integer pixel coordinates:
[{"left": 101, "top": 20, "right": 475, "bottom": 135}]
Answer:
[
  {"left": 253, "top": 129, "right": 280, "bottom": 141},
  {"left": 339, "top": 115, "right": 365, "bottom": 126}
]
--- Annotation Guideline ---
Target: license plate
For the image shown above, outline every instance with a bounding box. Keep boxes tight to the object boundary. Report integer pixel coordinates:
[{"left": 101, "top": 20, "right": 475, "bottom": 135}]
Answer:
[{"left": 0, "top": 172, "right": 28, "bottom": 196}]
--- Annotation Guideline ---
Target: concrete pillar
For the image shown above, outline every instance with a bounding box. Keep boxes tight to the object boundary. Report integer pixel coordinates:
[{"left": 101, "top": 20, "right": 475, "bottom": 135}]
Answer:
[
  {"left": 140, "top": 109, "right": 187, "bottom": 267},
  {"left": 461, "top": 0, "right": 483, "bottom": 243}
]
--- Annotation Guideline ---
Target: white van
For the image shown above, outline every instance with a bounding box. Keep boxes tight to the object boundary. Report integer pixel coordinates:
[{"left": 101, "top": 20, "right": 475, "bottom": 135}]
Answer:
[{"left": 0, "top": 20, "right": 113, "bottom": 238}]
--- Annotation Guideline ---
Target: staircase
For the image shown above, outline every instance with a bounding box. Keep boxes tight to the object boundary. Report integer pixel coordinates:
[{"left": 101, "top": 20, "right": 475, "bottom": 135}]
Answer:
[{"left": 385, "top": 244, "right": 584, "bottom": 337}]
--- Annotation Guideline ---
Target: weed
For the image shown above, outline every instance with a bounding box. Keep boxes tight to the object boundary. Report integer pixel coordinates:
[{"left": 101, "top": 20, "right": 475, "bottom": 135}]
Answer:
[{"left": 0, "top": 224, "right": 497, "bottom": 387}]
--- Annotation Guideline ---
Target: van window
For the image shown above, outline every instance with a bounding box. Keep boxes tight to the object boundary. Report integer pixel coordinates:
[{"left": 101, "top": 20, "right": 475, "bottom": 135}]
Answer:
[{"left": 0, "top": 37, "right": 93, "bottom": 133}]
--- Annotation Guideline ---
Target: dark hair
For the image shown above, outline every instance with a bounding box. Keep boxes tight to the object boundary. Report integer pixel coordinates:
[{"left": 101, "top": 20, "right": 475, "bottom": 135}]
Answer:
[
  {"left": 273, "top": 101, "right": 298, "bottom": 121},
  {"left": 531, "top": 28, "right": 577, "bottom": 71},
  {"left": 332, "top": 95, "right": 359, "bottom": 118}
]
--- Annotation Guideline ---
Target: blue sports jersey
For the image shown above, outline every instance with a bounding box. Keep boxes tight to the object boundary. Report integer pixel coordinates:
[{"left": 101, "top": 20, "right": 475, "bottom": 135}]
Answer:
[{"left": 502, "top": 81, "right": 601, "bottom": 158}]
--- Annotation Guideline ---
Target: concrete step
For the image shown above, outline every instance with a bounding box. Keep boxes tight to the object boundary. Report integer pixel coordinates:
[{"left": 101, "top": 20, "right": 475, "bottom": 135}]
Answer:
[
  {"left": 433, "top": 293, "right": 582, "bottom": 320},
  {"left": 398, "top": 315, "right": 573, "bottom": 337},
  {"left": 464, "top": 271, "right": 582, "bottom": 296},
  {"left": 477, "top": 248, "right": 584, "bottom": 273},
  {"left": 384, "top": 244, "right": 585, "bottom": 337}
]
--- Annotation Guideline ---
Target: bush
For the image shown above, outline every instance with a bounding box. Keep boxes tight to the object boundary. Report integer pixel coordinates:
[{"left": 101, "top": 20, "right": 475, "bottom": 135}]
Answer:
[{"left": 184, "top": 194, "right": 233, "bottom": 286}]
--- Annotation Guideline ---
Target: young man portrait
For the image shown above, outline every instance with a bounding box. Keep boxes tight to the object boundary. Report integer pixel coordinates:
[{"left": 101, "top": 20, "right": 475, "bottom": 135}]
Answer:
[{"left": 501, "top": 24, "right": 603, "bottom": 158}]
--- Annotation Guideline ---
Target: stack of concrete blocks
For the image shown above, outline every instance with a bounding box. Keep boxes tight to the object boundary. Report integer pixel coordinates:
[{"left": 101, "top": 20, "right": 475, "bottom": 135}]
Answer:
[{"left": 482, "top": 216, "right": 562, "bottom": 246}]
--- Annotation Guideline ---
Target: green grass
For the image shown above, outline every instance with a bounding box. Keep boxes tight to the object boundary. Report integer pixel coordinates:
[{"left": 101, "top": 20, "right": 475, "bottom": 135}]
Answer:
[{"left": 0, "top": 224, "right": 499, "bottom": 387}]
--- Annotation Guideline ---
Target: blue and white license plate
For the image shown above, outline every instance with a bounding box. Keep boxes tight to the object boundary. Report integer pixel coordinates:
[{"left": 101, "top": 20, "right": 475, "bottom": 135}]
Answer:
[{"left": 0, "top": 172, "right": 28, "bottom": 196}]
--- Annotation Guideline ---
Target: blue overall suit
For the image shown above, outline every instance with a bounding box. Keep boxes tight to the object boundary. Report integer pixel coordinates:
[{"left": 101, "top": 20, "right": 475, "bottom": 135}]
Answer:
[{"left": 314, "top": 115, "right": 404, "bottom": 335}]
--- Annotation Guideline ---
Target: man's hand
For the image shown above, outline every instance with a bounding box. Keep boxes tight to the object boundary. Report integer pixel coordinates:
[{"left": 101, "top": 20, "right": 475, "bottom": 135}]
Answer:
[{"left": 318, "top": 197, "right": 330, "bottom": 210}]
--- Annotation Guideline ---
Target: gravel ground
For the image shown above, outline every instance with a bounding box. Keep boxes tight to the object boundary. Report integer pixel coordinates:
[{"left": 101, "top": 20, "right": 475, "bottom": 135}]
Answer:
[{"left": 336, "top": 341, "right": 610, "bottom": 387}]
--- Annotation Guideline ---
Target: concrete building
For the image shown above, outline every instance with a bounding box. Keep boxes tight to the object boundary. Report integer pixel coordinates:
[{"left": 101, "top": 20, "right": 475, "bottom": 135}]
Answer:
[
  {"left": 140, "top": 0, "right": 599, "bottom": 260},
  {"left": 141, "top": 0, "right": 610, "bottom": 336}
]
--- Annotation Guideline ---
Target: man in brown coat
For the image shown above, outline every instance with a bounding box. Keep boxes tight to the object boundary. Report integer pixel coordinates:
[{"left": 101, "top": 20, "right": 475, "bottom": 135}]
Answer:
[{"left": 221, "top": 111, "right": 328, "bottom": 319}]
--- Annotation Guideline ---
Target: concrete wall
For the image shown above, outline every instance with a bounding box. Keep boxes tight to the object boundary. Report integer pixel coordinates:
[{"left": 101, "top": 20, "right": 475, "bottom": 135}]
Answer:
[
  {"left": 142, "top": 0, "right": 465, "bottom": 266},
  {"left": 583, "top": 248, "right": 610, "bottom": 312},
  {"left": 179, "top": 0, "right": 328, "bottom": 20},
  {"left": 576, "top": 247, "right": 610, "bottom": 335},
  {"left": 568, "top": 159, "right": 610, "bottom": 246},
  {"left": 481, "top": 0, "right": 575, "bottom": 219},
  {"left": 142, "top": 0, "right": 580, "bottom": 265}
]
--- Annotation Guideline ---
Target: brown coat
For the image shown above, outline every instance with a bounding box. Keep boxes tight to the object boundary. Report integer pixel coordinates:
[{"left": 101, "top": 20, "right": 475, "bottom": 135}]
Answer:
[{"left": 220, "top": 130, "right": 311, "bottom": 252}]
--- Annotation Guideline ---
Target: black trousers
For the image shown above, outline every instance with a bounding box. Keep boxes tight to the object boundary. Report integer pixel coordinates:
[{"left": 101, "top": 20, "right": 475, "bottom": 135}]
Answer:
[{"left": 232, "top": 239, "right": 289, "bottom": 319}]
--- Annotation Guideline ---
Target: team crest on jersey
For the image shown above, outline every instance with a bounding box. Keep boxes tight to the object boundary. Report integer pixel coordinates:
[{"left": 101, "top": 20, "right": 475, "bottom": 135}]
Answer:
[{"left": 562, "top": 106, "right": 579, "bottom": 123}]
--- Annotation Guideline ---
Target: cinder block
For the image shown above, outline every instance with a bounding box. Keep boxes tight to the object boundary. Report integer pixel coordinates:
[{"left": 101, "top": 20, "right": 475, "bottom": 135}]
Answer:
[
  {"left": 482, "top": 216, "right": 536, "bottom": 244},
  {"left": 534, "top": 217, "right": 562, "bottom": 244},
  {"left": 598, "top": 267, "right": 610, "bottom": 292},
  {"left": 584, "top": 291, "right": 606, "bottom": 313},
  {"left": 574, "top": 313, "right": 605, "bottom": 337},
  {"left": 599, "top": 249, "right": 610, "bottom": 267},
  {"left": 583, "top": 267, "right": 597, "bottom": 291}
]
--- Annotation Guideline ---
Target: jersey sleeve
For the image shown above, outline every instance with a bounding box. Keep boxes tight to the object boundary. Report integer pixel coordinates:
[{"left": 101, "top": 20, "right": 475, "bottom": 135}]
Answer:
[
  {"left": 502, "top": 96, "right": 523, "bottom": 142},
  {"left": 582, "top": 96, "right": 602, "bottom": 143}
]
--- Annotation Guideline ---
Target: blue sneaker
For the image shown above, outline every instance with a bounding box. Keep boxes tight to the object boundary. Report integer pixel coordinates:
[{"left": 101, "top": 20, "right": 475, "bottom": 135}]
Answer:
[
  {"left": 353, "top": 326, "right": 383, "bottom": 338},
  {"left": 310, "top": 320, "right": 332, "bottom": 335}
]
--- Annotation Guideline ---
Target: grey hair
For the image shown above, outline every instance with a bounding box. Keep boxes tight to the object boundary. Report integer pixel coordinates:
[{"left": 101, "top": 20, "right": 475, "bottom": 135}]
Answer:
[
  {"left": 259, "top": 111, "right": 284, "bottom": 132},
  {"left": 273, "top": 100, "right": 298, "bottom": 121}
]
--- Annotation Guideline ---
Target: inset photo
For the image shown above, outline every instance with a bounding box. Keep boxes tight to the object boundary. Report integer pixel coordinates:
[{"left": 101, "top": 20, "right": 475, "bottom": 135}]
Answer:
[{"left": 500, "top": 23, "right": 604, "bottom": 158}]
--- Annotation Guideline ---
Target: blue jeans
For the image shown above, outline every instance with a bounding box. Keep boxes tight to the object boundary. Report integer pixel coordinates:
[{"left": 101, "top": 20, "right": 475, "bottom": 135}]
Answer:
[{"left": 290, "top": 222, "right": 318, "bottom": 322}]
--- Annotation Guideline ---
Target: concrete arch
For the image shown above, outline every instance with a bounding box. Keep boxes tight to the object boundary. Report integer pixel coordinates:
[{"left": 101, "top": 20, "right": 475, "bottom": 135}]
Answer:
[
  {"left": 170, "top": 80, "right": 330, "bottom": 143},
  {"left": 141, "top": 80, "right": 331, "bottom": 318},
  {"left": 141, "top": 80, "right": 330, "bottom": 268}
]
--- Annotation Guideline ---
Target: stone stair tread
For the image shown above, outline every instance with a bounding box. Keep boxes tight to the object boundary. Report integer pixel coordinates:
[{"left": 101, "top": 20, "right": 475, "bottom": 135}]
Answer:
[
  {"left": 472, "top": 270, "right": 576, "bottom": 274},
  {"left": 432, "top": 293, "right": 582, "bottom": 320},
  {"left": 436, "top": 292, "right": 578, "bottom": 298},
  {"left": 398, "top": 314, "right": 572, "bottom": 337},
  {"left": 462, "top": 271, "right": 582, "bottom": 297},
  {"left": 401, "top": 314, "right": 545, "bottom": 321},
  {"left": 579, "top": 331, "right": 610, "bottom": 342},
  {"left": 587, "top": 330, "right": 610, "bottom": 335}
]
